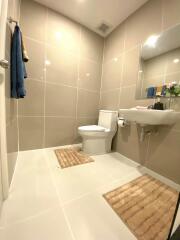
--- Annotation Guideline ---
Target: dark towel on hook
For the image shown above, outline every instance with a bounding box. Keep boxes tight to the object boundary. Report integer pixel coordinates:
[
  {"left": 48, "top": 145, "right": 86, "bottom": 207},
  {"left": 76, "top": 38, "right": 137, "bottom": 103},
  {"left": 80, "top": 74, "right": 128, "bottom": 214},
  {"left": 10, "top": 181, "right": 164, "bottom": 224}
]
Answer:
[{"left": 11, "top": 25, "right": 27, "bottom": 98}]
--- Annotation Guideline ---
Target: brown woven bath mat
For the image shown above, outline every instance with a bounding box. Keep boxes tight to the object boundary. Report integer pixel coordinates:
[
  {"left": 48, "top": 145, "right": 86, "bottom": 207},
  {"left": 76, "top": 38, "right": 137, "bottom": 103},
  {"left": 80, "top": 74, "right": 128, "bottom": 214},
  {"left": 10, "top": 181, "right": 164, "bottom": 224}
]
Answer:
[
  {"left": 103, "top": 174, "right": 179, "bottom": 240},
  {"left": 55, "top": 147, "right": 94, "bottom": 168}
]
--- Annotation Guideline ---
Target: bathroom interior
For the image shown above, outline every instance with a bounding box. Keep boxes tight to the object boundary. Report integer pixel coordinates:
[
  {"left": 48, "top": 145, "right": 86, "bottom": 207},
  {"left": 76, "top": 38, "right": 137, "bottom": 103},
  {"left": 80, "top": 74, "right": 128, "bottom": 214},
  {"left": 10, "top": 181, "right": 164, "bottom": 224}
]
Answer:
[{"left": 0, "top": 0, "right": 180, "bottom": 239}]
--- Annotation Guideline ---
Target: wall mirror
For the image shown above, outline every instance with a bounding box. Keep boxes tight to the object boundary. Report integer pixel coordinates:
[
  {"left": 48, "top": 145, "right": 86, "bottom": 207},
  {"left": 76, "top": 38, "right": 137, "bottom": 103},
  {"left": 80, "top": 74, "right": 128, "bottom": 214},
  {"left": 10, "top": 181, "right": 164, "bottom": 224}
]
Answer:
[{"left": 136, "top": 24, "right": 180, "bottom": 99}]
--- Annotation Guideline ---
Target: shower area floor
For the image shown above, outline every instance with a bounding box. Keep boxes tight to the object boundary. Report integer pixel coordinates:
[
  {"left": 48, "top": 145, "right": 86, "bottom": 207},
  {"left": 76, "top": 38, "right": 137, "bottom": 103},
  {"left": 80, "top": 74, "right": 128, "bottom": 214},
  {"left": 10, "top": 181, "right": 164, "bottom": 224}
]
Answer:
[{"left": 0, "top": 145, "right": 179, "bottom": 240}]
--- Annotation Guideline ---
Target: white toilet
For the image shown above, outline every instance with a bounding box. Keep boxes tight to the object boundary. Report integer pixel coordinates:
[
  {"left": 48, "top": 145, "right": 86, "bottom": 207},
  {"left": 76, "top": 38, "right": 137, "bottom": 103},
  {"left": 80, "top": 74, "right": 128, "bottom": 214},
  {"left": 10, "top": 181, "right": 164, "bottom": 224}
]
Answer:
[{"left": 78, "top": 110, "right": 118, "bottom": 155}]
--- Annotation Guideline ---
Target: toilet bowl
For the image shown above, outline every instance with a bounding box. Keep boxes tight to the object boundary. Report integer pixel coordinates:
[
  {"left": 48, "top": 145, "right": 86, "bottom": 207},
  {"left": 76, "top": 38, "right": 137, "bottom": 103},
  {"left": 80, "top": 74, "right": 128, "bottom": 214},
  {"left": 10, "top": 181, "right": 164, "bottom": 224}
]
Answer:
[{"left": 78, "top": 110, "right": 118, "bottom": 155}]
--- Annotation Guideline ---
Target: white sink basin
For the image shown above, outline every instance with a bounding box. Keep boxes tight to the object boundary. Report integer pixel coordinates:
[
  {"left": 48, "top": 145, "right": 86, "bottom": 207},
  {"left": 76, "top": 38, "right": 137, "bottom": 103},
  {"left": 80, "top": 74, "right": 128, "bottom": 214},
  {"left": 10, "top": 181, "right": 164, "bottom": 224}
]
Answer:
[{"left": 119, "top": 108, "right": 180, "bottom": 126}]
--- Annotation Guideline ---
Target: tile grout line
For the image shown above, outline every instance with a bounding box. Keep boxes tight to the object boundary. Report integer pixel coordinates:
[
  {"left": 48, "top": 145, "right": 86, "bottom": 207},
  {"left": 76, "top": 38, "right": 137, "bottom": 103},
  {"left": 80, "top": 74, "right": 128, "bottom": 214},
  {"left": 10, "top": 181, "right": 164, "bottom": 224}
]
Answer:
[
  {"left": 118, "top": 25, "right": 126, "bottom": 108},
  {"left": 43, "top": 7, "right": 48, "bottom": 148},
  {"left": 98, "top": 37, "right": 105, "bottom": 110},
  {"left": 44, "top": 149, "right": 77, "bottom": 240},
  {"left": 74, "top": 26, "right": 82, "bottom": 141},
  {"left": 23, "top": 35, "right": 101, "bottom": 65}
]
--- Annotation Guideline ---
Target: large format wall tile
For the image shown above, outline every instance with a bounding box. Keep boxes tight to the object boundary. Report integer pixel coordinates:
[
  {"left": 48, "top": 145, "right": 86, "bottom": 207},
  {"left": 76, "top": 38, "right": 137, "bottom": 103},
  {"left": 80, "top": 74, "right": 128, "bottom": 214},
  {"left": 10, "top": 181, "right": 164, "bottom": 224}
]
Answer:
[
  {"left": 113, "top": 123, "right": 149, "bottom": 164},
  {"left": 46, "top": 45, "right": 78, "bottom": 87},
  {"left": 104, "top": 23, "right": 125, "bottom": 62},
  {"left": 18, "top": 79, "right": 44, "bottom": 116},
  {"left": 45, "top": 117, "right": 75, "bottom": 148},
  {"left": 20, "top": 0, "right": 46, "bottom": 41},
  {"left": 19, "top": 117, "right": 44, "bottom": 150},
  {"left": 101, "top": 55, "right": 123, "bottom": 91},
  {"left": 122, "top": 46, "right": 140, "bottom": 87},
  {"left": 46, "top": 9, "right": 81, "bottom": 54},
  {"left": 146, "top": 128, "right": 180, "bottom": 184},
  {"left": 162, "top": 0, "right": 180, "bottom": 30},
  {"left": 77, "top": 89, "right": 100, "bottom": 118},
  {"left": 119, "top": 85, "right": 136, "bottom": 109},
  {"left": 80, "top": 27, "right": 104, "bottom": 63},
  {"left": 25, "top": 38, "right": 45, "bottom": 81},
  {"left": 45, "top": 83, "right": 77, "bottom": 117},
  {"left": 100, "top": 90, "right": 120, "bottom": 111},
  {"left": 78, "top": 58, "right": 102, "bottom": 91},
  {"left": 125, "top": 0, "right": 162, "bottom": 50}
]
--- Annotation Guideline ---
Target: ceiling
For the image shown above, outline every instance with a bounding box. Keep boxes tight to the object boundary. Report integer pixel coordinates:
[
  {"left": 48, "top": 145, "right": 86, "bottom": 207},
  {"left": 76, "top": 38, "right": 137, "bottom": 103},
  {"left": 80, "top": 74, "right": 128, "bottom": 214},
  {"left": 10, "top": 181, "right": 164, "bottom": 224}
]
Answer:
[
  {"left": 34, "top": 0, "right": 149, "bottom": 37},
  {"left": 141, "top": 24, "right": 180, "bottom": 60}
]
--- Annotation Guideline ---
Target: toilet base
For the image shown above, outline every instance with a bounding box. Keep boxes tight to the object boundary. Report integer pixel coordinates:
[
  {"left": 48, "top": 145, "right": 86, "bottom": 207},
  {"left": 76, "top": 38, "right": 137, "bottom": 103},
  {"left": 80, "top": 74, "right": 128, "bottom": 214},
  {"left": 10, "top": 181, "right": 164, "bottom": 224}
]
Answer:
[{"left": 82, "top": 136, "right": 113, "bottom": 155}]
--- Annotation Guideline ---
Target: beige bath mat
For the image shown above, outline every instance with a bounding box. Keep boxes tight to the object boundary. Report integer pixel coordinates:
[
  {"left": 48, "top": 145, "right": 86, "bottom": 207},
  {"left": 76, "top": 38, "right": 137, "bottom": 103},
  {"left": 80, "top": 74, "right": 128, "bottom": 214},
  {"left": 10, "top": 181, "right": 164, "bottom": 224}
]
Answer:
[
  {"left": 55, "top": 147, "right": 94, "bottom": 168},
  {"left": 103, "top": 174, "right": 179, "bottom": 240}
]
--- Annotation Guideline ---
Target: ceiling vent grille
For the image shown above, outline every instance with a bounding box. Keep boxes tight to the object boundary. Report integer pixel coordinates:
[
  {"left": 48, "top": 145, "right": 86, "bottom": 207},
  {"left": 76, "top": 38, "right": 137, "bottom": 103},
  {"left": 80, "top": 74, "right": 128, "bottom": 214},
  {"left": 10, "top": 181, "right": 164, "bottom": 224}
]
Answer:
[{"left": 97, "top": 23, "right": 111, "bottom": 34}]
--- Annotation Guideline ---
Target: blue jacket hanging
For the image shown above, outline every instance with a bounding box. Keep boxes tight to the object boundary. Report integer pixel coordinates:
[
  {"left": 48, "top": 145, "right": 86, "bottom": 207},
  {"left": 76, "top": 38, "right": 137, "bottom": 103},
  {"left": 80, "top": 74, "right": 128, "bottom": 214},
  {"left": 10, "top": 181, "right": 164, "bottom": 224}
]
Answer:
[{"left": 11, "top": 25, "right": 27, "bottom": 98}]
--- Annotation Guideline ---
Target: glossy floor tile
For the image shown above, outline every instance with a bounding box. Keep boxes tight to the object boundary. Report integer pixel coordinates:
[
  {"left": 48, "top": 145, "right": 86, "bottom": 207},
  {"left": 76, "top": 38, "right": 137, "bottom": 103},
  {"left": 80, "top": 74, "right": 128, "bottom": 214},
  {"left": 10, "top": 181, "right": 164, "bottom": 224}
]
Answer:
[{"left": 0, "top": 146, "right": 179, "bottom": 240}]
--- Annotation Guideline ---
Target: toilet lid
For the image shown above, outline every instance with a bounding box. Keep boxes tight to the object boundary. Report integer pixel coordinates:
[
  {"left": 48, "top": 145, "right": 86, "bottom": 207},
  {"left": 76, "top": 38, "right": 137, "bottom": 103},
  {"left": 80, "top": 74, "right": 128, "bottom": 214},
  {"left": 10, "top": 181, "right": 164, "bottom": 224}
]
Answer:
[{"left": 78, "top": 125, "right": 106, "bottom": 132}]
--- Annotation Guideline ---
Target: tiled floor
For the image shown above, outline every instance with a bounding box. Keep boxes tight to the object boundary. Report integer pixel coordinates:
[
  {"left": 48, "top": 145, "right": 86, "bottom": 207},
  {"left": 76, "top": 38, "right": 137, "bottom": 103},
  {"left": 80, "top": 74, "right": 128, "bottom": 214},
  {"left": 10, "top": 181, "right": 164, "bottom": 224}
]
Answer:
[{"left": 0, "top": 145, "right": 179, "bottom": 240}]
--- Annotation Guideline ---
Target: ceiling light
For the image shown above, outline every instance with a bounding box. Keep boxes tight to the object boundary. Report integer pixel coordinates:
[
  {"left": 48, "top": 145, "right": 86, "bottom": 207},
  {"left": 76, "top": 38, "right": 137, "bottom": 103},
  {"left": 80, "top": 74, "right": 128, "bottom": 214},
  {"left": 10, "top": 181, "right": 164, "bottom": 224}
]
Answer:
[
  {"left": 113, "top": 57, "right": 118, "bottom": 62},
  {"left": 145, "top": 35, "right": 159, "bottom": 48},
  {"left": 86, "top": 73, "right": 90, "bottom": 77},
  {"left": 173, "top": 58, "right": 179, "bottom": 63},
  {"left": 55, "top": 31, "right": 63, "bottom": 40},
  {"left": 45, "top": 60, "right": 51, "bottom": 66}
]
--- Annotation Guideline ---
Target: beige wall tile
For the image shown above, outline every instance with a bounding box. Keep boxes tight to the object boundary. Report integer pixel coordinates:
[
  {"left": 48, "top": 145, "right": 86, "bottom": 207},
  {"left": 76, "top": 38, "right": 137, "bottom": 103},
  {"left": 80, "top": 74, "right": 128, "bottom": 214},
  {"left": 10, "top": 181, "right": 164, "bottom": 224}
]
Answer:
[
  {"left": 100, "top": 90, "right": 120, "bottom": 111},
  {"left": 146, "top": 127, "right": 180, "bottom": 184},
  {"left": 122, "top": 46, "right": 140, "bottom": 87},
  {"left": 18, "top": 79, "right": 44, "bottom": 116},
  {"left": 25, "top": 38, "right": 45, "bottom": 81},
  {"left": 101, "top": 55, "right": 123, "bottom": 91},
  {"left": 45, "top": 117, "right": 75, "bottom": 148},
  {"left": 46, "top": 45, "right": 78, "bottom": 87},
  {"left": 165, "top": 72, "right": 180, "bottom": 84},
  {"left": 45, "top": 83, "right": 77, "bottom": 117},
  {"left": 113, "top": 123, "right": 149, "bottom": 164},
  {"left": 104, "top": 23, "right": 125, "bottom": 62},
  {"left": 20, "top": 0, "right": 46, "bottom": 41},
  {"left": 162, "top": 0, "right": 180, "bottom": 30},
  {"left": 143, "top": 55, "right": 167, "bottom": 80},
  {"left": 46, "top": 9, "right": 80, "bottom": 54},
  {"left": 77, "top": 89, "right": 100, "bottom": 118},
  {"left": 19, "top": 117, "right": 44, "bottom": 150},
  {"left": 119, "top": 85, "right": 136, "bottom": 109},
  {"left": 125, "top": 0, "right": 162, "bottom": 50},
  {"left": 166, "top": 48, "right": 180, "bottom": 74},
  {"left": 78, "top": 58, "right": 102, "bottom": 91},
  {"left": 80, "top": 27, "right": 104, "bottom": 63}
]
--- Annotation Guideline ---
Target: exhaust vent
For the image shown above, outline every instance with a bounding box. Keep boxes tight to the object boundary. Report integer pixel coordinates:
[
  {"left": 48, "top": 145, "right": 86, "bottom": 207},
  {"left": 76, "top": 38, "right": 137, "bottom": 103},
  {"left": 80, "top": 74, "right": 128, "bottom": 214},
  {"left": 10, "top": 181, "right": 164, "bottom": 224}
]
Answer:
[{"left": 97, "top": 22, "right": 111, "bottom": 34}]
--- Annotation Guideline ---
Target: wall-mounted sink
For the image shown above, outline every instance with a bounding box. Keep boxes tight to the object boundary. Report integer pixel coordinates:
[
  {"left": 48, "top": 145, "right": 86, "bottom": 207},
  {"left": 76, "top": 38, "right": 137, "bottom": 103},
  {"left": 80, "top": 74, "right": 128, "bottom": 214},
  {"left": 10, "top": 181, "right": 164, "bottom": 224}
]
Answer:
[{"left": 119, "top": 108, "right": 180, "bottom": 126}]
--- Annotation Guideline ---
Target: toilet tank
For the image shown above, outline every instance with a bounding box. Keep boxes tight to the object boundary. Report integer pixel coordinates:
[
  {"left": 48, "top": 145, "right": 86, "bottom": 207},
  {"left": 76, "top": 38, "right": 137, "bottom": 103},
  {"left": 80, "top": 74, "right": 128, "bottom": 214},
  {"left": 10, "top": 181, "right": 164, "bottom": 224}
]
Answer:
[{"left": 98, "top": 110, "right": 118, "bottom": 131}]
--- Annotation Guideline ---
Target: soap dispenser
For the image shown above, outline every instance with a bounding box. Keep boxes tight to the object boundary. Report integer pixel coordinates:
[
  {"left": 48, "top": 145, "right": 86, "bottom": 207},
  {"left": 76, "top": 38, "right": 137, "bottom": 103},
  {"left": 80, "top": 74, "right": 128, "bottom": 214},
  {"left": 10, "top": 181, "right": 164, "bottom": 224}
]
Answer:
[{"left": 153, "top": 97, "right": 164, "bottom": 110}]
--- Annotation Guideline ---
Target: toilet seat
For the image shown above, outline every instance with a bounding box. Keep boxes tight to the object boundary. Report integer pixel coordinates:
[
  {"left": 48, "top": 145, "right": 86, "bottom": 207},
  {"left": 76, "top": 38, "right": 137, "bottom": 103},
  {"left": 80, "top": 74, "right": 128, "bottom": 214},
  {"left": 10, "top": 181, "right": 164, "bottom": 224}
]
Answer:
[
  {"left": 78, "top": 125, "right": 107, "bottom": 132},
  {"left": 78, "top": 110, "right": 118, "bottom": 155}
]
